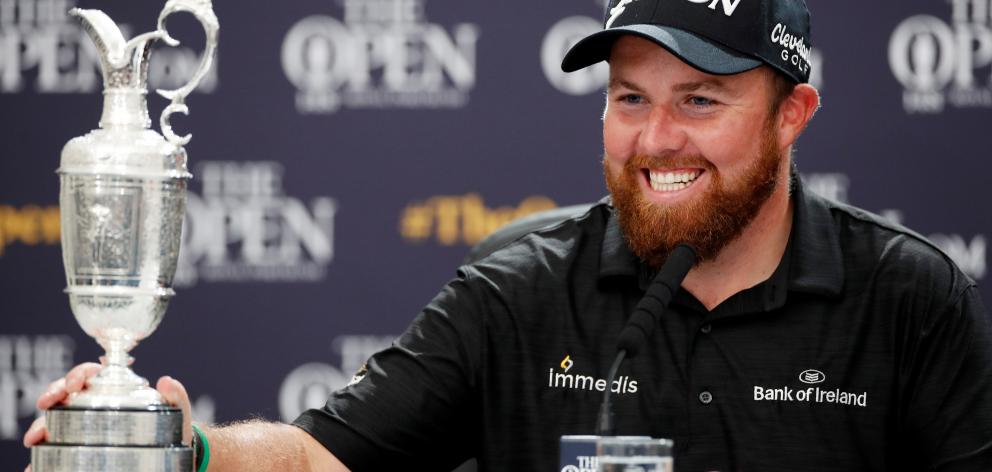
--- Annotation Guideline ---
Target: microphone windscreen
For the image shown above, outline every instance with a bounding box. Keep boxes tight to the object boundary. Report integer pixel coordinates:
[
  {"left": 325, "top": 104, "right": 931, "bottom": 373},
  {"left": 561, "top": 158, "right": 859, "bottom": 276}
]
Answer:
[{"left": 616, "top": 244, "right": 697, "bottom": 357}]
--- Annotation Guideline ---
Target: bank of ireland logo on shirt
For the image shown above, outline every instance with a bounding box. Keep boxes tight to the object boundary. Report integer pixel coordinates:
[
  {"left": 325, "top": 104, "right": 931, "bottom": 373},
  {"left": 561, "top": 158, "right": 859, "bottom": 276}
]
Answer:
[
  {"left": 754, "top": 369, "right": 867, "bottom": 407},
  {"left": 799, "top": 369, "right": 825, "bottom": 384}
]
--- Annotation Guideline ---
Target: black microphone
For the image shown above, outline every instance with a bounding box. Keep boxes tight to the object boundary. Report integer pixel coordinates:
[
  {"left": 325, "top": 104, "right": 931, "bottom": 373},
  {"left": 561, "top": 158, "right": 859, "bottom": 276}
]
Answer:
[
  {"left": 595, "top": 244, "right": 698, "bottom": 436},
  {"left": 617, "top": 244, "right": 698, "bottom": 358}
]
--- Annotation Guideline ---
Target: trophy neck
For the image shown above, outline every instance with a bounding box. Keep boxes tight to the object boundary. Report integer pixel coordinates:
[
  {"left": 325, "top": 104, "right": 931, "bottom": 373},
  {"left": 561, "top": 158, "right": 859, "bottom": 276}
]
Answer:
[
  {"left": 64, "top": 334, "right": 165, "bottom": 409},
  {"left": 100, "top": 89, "right": 152, "bottom": 130}
]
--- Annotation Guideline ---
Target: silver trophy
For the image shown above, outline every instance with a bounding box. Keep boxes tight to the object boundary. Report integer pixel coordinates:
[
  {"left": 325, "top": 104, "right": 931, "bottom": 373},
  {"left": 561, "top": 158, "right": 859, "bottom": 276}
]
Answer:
[{"left": 31, "top": 1, "right": 217, "bottom": 470}]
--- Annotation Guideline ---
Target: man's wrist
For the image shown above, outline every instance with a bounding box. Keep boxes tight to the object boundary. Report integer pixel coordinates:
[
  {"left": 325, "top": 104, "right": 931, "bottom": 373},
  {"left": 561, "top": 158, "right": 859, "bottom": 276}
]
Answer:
[{"left": 191, "top": 424, "right": 210, "bottom": 472}]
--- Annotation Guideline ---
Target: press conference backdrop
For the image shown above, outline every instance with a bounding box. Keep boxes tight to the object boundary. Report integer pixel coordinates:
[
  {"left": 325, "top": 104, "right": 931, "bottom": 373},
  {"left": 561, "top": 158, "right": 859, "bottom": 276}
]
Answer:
[{"left": 1, "top": 0, "right": 989, "bottom": 465}]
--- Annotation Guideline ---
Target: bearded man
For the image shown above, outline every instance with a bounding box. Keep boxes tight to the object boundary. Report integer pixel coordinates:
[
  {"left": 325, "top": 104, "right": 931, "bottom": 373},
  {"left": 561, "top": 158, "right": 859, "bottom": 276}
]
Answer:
[{"left": 25, "top": 0, "right": 992, "bottom": 471}]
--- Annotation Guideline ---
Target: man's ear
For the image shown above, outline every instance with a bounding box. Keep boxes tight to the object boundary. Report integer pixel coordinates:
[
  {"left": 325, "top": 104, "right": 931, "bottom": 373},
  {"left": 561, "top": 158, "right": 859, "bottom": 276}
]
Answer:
[{"left": 777, "top": 84, "right": 820, "bottom": 148}]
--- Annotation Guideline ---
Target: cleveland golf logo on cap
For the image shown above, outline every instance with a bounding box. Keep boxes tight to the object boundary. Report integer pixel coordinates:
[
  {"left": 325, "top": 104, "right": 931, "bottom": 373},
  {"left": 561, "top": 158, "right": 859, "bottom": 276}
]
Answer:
[{"left": 770, "top": 22, "right": 811, "bottom": 76}]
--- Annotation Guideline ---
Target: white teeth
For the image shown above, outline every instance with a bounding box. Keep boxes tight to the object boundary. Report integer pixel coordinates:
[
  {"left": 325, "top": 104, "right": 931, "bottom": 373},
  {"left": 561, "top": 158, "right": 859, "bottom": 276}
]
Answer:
[
  {"left": 649, "top": 181, "right": 689, "bottom": 192},
  {"left": 648, "top": 170, "right": 701, "bottom": 190}
]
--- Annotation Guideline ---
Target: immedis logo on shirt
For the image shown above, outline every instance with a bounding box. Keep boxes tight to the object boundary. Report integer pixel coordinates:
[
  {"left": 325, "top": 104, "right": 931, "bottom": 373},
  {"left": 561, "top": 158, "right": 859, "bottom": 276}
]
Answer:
[
  {"left": 753, "top": 369, "right": 868, "bottom": 408},
  {"left": 547, "top": 355, "right": 639, "bottom": 394}
]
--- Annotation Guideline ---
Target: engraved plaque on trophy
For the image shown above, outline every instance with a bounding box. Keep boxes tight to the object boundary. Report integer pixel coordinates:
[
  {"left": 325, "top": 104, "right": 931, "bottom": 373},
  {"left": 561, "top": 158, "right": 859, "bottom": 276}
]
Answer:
[{"left": 31, "top": 1, "right": 217, "bottom": 470}]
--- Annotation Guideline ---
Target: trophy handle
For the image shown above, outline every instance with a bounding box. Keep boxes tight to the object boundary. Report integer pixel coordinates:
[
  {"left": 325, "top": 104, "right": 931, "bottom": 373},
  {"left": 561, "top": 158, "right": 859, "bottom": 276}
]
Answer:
[{"left": 154, "top": 0, "right": 219, "bottom": 146}]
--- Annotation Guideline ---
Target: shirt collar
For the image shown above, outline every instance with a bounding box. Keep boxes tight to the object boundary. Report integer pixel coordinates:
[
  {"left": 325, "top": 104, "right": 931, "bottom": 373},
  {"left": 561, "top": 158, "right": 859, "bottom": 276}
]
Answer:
[
  {"left": 597, "top": 172, "right": 845, "bottom": 298},
  {"left": 599, "top": 205, "right": 641, "bottom": 280},
  {"left": 786, "top": 173, "right": 845, "bottom": 297}
]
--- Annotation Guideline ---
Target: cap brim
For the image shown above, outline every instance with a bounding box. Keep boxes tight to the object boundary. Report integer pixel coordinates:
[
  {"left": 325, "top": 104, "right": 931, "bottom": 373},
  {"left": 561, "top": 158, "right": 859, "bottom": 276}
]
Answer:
[{"left": 561, "top": 24, "right": 762, "bottom": 75}]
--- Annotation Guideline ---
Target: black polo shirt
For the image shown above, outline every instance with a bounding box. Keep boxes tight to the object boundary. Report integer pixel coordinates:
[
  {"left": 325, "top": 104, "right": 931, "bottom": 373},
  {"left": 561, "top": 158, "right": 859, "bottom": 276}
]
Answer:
[{"left": 295, "top": 180, "right": 992, "bottom": 471}]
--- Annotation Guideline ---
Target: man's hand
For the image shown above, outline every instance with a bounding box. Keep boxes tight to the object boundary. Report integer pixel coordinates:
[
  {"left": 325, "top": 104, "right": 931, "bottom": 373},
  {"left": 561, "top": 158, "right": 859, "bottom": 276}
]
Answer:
[
  {"left": 23, "top": 362, "right": 100, "bottom": 448},
  {"left": 22, "top": 363, "right": 194, "bottom": 472},
  {"left": 22, "top": 363, "right": 348, "bottom": 472}
]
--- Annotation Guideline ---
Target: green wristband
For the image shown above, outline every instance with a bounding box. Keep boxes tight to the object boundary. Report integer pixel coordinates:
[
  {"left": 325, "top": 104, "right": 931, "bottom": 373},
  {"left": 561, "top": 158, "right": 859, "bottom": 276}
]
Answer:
[{"left": 192, "top": 424, "right": 211, "bottom": 472}]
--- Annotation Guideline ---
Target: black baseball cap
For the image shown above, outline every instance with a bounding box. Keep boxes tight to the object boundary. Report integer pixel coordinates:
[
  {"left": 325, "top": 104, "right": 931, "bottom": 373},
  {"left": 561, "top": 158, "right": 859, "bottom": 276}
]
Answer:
[{"left": 562, "top": 0, "right": 812, "bottom": 83}]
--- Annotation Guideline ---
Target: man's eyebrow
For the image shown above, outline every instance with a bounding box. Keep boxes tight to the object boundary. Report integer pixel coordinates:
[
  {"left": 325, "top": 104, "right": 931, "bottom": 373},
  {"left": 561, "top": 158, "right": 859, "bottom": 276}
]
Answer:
[
  {"left": 609, "top": 77, "right": 744, "bottom": 97},
  {"left": 673, "top": 79, "right": 739, "bottom": 96},
  {"left": 608, "top": 78, "right": 645, "bottom": 93}
]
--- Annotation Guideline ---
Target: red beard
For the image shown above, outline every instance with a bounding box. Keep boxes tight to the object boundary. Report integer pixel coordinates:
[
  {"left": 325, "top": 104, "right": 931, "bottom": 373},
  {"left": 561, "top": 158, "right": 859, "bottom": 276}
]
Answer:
[{"left": 604, "top": 121, "right": 783, "bottom": 267}]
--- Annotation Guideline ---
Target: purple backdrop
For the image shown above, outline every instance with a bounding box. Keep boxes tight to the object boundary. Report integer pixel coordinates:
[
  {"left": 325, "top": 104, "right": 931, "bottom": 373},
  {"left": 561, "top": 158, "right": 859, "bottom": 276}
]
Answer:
[{"left": 2, "top": 0, "right": 989, "bottom": 465}]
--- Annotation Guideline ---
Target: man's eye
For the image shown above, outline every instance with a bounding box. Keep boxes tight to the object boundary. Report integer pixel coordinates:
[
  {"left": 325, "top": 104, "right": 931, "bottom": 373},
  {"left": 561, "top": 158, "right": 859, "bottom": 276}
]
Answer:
[
  {"left": 619, "top": 94, "right": 644, "bottom": 105},
  {"left": 689, "top": 96, "right": 715, "bottom": 107}
]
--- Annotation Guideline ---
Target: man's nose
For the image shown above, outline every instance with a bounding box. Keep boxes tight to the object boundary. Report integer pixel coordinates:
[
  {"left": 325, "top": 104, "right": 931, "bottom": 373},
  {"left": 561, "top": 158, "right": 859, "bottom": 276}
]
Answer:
[{"left": 639, "top": 106, "right": 688, "bottom": 156}]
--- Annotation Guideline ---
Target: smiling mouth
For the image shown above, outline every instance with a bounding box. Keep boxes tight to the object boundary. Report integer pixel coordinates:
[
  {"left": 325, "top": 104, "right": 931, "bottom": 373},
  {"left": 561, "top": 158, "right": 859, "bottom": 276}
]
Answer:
[{"left": 645, "top": 169, "right": 703, "bottom": 192}]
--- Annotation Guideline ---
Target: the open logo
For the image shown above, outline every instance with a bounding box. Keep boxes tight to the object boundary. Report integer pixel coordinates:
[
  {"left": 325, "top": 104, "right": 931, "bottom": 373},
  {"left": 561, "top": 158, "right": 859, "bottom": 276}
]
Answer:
[{"left": 799, "top": 369, "right": 826, "bottom": 384}]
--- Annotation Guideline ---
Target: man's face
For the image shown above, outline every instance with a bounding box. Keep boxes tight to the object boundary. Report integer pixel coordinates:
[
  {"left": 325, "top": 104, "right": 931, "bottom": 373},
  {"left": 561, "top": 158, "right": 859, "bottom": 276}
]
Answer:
[{"left": 603, "top": 36, "right": 787, "bottom": 266}]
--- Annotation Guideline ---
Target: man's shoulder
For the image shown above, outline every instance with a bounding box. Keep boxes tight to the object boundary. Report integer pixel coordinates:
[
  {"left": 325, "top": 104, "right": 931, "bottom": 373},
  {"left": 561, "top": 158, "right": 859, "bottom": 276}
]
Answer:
[
  {"left": 461, "top": 201, "right": 612, "bottom": 281},
  {"left": 814, "top": 194, "right": 975, "bottom": 299}
]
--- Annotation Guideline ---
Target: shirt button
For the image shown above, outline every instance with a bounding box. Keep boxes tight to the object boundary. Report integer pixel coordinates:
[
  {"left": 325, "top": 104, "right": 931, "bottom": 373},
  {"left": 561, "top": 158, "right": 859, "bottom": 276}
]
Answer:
[
  {"left": 700, "top": 324, "right": 712, "bottom": 334},
  {"left": 699, "top": 391, "right": 713, "bottom": 405}
]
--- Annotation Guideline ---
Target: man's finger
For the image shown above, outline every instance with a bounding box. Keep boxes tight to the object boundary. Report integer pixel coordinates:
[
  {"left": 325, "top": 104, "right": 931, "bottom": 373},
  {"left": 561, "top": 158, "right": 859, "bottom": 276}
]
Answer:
[
  {"left": 22, "top": 417, "right": 47, "bottom": 448},
  {"left": 36, "top": 379, "right": 67, "bottom": 410},
  {"left": 64, "top": 363, "right": 102, "bottom": 393},
  {"left": 157, "top": 376, "right": 192, "bottom": 445},
  {"left": 38, "top": 362, "right": 102, "bottom": 410}
]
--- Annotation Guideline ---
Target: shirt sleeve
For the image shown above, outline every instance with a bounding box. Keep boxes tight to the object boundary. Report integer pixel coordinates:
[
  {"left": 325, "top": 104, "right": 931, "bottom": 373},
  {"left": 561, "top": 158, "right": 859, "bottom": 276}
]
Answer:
[
  {"left": 904, "top": 284, "right": 992, "bottom": 471},
  {"left": 293, "top": 268, "right": 485, "bottom": 471}
]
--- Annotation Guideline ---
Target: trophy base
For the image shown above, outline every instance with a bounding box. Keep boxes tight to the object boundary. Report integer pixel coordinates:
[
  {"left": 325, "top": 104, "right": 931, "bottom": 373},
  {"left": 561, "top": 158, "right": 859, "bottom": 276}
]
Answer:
[
  {"left": 46, "top": 405, "right": 184, "bottom": 446},
  {"left": 31, "top": 445, "right": 192, "bottom": 472},
  {"left": 31, "top": 405, "right": 192, "bottom": 472}
]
